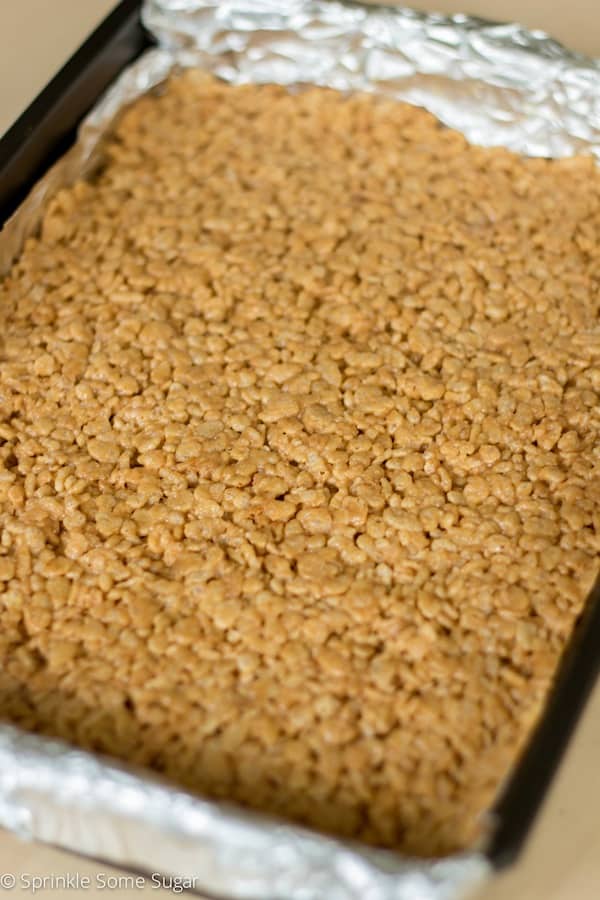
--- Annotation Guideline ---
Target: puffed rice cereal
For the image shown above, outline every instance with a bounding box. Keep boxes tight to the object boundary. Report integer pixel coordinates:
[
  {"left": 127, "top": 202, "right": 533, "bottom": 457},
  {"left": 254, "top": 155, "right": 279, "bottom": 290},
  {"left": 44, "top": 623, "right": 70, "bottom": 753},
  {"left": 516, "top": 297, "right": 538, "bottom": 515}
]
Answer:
[{"left": 0, "top": 73, "right": 599, "bottom": 856}]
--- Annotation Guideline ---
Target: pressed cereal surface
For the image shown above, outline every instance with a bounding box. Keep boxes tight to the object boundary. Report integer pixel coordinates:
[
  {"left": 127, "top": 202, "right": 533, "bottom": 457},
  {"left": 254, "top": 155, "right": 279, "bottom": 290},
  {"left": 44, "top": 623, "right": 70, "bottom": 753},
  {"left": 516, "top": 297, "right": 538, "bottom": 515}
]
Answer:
[{"left": 0, "top": 73, "right": 599, "bottom": 857}]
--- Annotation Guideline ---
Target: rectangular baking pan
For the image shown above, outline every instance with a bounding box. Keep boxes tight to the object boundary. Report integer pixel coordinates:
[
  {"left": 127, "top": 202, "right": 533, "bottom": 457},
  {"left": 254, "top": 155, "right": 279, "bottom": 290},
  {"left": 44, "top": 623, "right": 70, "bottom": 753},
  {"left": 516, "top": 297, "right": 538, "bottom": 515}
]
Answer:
[{"left": 1, "top": 0, "right": 599, "bottom": 883}]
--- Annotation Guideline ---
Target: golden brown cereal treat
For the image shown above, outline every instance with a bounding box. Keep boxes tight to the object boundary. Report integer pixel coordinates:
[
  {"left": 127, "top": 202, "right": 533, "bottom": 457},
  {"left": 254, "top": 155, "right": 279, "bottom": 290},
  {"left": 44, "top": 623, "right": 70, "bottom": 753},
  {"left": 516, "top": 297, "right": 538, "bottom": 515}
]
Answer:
[{"left": 0, "top": 73, "right": 599, "bottom": 857}]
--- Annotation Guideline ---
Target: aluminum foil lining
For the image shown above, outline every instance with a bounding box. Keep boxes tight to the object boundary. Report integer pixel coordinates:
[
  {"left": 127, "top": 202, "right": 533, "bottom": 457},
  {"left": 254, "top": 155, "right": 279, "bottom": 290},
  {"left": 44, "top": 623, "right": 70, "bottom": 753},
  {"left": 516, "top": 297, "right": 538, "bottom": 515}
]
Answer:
[
  {"left": 3, "top": 0, "right": 600, "bottom": 272},
  {"left": 143, "top": 0, "right": 600, "bottom": 159},
  {"left": 0, "top": 725, "right": 489, "bottom": 900},
  {"left": 1, "top": 0, "right": 600, "bottom": 896}
]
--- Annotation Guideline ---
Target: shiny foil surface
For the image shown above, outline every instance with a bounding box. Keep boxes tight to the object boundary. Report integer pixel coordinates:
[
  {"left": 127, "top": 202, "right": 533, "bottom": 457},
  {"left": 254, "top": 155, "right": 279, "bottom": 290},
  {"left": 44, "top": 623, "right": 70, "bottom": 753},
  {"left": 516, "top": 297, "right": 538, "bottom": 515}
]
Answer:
[{"left": 1, "top": 1, "right": 600, "bottom": 897}]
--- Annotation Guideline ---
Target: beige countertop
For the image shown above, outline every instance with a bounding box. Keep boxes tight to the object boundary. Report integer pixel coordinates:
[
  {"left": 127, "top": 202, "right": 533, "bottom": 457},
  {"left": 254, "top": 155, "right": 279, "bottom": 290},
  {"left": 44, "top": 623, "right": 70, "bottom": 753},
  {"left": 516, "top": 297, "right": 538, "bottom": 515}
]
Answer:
[{"left": 0, "top": 2, "right": 599, "bottom": 899}]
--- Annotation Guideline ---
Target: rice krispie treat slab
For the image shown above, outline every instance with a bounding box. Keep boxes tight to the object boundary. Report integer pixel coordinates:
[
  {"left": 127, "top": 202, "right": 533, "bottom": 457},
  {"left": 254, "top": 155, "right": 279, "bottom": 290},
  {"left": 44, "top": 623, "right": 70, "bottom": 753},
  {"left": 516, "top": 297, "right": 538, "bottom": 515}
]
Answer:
[{"left": 0, "top": 73, "right": 599, "bottom": 856}]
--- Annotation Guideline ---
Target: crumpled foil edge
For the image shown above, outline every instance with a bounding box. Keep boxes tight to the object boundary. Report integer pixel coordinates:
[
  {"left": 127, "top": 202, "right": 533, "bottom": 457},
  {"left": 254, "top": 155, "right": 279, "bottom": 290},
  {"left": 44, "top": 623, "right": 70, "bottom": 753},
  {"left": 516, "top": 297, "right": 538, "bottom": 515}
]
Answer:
[
  {"left": 142, "top": 0, "right": 600, "bottom": 160},
  {"left": 2, "top": 0, "right": 600, "bottom": 896},
  {"left": 0, "top": 725, "right": 490, "bottom": 900},
  {"left": 3, "top": 0, "right": 600, "bottom": 274}
]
